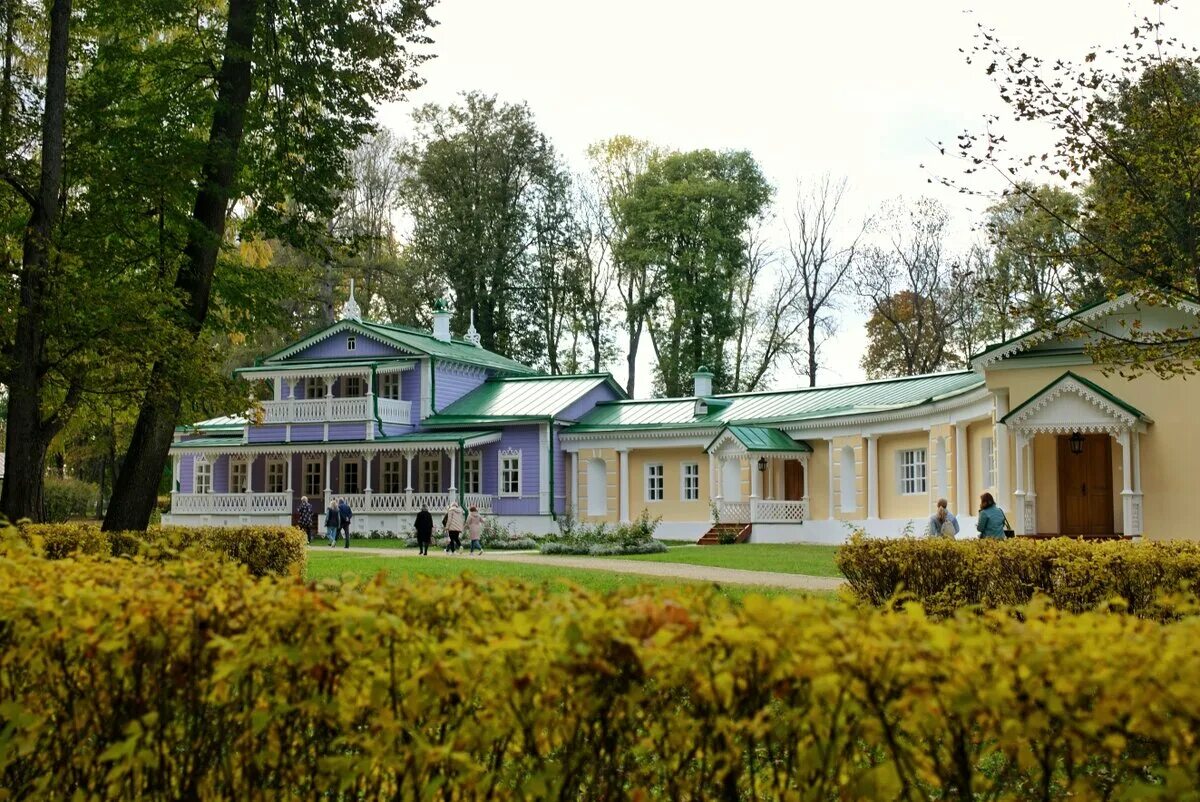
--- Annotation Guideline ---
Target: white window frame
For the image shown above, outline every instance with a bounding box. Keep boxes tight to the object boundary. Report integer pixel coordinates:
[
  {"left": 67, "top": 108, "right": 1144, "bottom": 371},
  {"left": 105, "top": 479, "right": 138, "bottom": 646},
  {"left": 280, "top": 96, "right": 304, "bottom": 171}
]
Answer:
[
  {"left": 346, "top": 335, "right": 357, "bottom": 352},
  {"left": 342, "top": 376, "right": 363, "bottom": 398},
  {"left": 303, "top": 458, "right": 323, "bottom": 498},
  {"left": 981, "top": 436, "right": 996, "bottom": 489},
  {"left": 342, "top": 460, "right": 360, "bottom": 494},
  {"left": 499, "top": 449, "right": 521, "bottom": 497},
  {"left": 463, "top": 453, "right": 482, "bottom": 495},
  {"left": 420, "top": 455, "right": 441, "bottom": 493},
  {"left": 381, "top": 458, "right": 403, "bottom": 494},
  {"left": 378, "top": 372, "right": 401, "bottom": 400},
  {"left": 645, "top": 463, "right": 665, "bottom": 502},
  {"left": 681, "top": 462, "right": 700, "bottom": 501},
  {"left": 229, "top": 459, "right": 249, "bottom": 493},
  {"left": 304, "top": 377, "right": 324, "bottom": 400},
  {"left": 194, "top": 458, "right": 212, "bottom": 495},
  {"left": 898, "top": 449, "right": 927, "bottom": 496},
  {"left": 266, "top": 458, "right": 286, "bottom": 494}
]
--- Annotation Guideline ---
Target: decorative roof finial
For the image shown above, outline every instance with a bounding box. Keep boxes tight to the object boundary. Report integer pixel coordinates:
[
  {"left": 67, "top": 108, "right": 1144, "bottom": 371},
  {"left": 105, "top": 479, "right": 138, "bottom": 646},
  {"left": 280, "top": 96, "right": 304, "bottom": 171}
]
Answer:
[
  {"left": 340, "top": 278, "right": 362, "bottom": 322},
  {"left": 465, "top": 309, "right": 482, "bottom": 348}
]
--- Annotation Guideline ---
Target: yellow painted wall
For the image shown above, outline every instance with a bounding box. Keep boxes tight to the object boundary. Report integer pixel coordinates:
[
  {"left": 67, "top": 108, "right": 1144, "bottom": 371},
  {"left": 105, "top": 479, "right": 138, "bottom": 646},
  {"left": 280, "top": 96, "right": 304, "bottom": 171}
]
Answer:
[
  {"left": 966, "top": 420, "right": 994, "bottom": 516},
  {"left": 572, "top": 447, "right": 619, "bottom": 523},
  {"left": 878, "top": 432, "right": 933, "bottom": 522},
  {"left": 986, "top": 365, "right": 1200, "bottom": 540},
  {"left": 627, "top": 447, "right": 711, "bottom": 522},
  {"left": 831, "top": 436, "right": 863, "bottom": 521}
]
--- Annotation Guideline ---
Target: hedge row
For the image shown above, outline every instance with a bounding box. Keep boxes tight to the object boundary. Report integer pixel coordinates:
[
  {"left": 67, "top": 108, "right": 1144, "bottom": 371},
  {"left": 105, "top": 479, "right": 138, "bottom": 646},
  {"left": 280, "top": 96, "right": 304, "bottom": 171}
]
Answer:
[
  {"left": 837, "top": 534, "right": 1200, "bottom": 618},
  {"left": 4, "top": 547, "right": 1200, "bottom": 799},
  {"left": 16, "top": 522, "right": 307, "bottom": 577}
]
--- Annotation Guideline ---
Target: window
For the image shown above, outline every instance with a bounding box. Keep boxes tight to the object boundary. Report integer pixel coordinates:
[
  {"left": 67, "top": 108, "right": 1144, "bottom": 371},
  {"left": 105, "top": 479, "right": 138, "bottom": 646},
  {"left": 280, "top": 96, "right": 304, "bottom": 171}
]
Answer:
[
  {"left": 342, "top": 461, "right": 360, "bottom": 494},
  {"left": 194, "top": 459, "right": 212, "bottom": 495},
  {"left": 303, "top": 459, "right": 322, "bottom": 498},
  {"left": 304, "top": 377, "right": 324, "bottom": 400},
  {"left": 981, "top": 437, "right": 996, "bottom": 488},
  {"left": 342, "top": 376, "right": 363, "bottom": 397},
  {"left": 266, "top": 459, "right": 286, "bottom": 493},
  {"left": 378, "top": 373, "right": 401, "bottom": 400},
  {"left": 346, "top": 335, "right": 356, "bottom": 351},
  {"left": 229, "top": 460, "right": 248, "bottom": 493},
  {"left": 681, "top": 462, "right": 700, "bottom": 501},
  {"left": 645, "top": 463, "right": 665, "bottom": 502},
  {"left": 381, "top": 456, "right": 405, "bottom": 494},
  {"left": 499, "top": 450, "right": 521, "bottom": 497},
  {"left": 420, "top": 455, "right": 441, "bottom": 493},
  {"left": 463, "top": 454, "right": 481, "bottom": 494},
  {"left": 899, "top": 449, "right": 927, "bottom": 495}
]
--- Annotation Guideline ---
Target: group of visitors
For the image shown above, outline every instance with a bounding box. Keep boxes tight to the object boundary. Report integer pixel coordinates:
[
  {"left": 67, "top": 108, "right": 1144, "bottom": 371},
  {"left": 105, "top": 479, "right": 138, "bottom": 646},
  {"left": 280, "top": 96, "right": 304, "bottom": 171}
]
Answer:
[
  {"left": 413, "top": 501, "right": 486, "bottom": 555},
  {"left": 295, "top": 496, "right": 353, "bottom": 547},
  {"left": 926, "top": 493, "right": 1010, "bottom": 539}
]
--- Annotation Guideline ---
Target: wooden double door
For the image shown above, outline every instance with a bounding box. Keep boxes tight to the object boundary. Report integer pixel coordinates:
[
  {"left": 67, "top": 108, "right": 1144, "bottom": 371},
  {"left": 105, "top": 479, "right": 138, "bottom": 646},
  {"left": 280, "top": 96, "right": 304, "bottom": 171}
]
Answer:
[{"left": 1057, "top": 434, "right": 1114, "bottom": 536}]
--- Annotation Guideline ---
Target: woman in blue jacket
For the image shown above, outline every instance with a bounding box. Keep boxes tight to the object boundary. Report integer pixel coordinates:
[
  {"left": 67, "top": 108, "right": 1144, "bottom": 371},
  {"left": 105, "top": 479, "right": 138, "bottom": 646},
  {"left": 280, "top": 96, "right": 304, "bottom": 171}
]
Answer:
[{"left": 975, "top": 492, "right": 1007, "bottom": 539}]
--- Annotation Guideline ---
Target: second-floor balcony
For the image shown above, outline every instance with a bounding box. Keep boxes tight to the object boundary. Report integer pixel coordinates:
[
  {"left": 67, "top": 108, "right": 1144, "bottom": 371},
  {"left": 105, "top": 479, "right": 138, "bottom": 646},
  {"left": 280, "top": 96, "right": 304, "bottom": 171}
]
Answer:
[{"left": 260, "top": 396, "right": 411, "bottom": 424}]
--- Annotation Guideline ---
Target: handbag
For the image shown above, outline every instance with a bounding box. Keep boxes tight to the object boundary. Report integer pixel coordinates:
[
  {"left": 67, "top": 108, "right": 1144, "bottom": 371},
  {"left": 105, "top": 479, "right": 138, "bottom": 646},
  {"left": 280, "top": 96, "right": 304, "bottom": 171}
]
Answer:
[{"left": 1003, "top": 515, "right": 1015, "bottom": 539}]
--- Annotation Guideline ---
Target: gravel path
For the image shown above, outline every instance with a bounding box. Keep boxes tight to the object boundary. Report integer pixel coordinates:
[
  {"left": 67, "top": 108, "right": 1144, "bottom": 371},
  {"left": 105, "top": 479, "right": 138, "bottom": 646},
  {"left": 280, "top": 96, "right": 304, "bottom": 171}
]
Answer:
[{"left": 336, "top": 546, "right": 844, "bottom": 592}]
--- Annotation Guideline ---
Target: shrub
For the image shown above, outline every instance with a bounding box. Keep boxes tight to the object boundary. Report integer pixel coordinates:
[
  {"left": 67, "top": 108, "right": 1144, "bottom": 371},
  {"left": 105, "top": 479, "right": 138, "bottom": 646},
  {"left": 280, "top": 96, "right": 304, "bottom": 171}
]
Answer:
[
  {"left": 539, "top": 509, "right": 667, "bottom": 555},
  {"left": 42, "top": 477, "right": 98, "bottom": 522},
  {"left": 4, "top": 549, "right": 1200, "bottom": 798},
  {"left": 837, "top": 533, "right": 1200, "bottom": 618},
  {"left": 17, "top": 523, "right": 307, "bottom": 578}
]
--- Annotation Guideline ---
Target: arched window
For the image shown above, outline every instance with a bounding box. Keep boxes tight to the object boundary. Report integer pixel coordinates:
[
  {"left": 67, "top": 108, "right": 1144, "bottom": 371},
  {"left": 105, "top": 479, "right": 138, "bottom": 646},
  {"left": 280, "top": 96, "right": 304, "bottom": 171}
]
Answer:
[
  {"left": 587, "top": 459, "right": 608, "bottom": 516},
  {"left": 840, "top": 446, "right": 857, "bottom": 513}
]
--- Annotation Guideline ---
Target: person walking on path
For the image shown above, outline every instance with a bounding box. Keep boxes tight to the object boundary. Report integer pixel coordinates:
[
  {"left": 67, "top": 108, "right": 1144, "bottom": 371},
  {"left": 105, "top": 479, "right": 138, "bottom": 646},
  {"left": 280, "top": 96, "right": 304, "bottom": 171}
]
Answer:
[
  {"left": 465, "top": 505, "right": 485, "bottom": 555},
  {"left": 297, "top": 496, "right": 315, "bottom": 543},
  {"left": 976, "top": 492, "right": 1008, "bottom": 539},
  {"left": 337, "top": 497, "right": 353, "bottom": 548},
  {"left": 444, "top": 500, "right": 464, "bottom": 554},
  {"left": 324, "top": 501, "right": 340, "bottom": 546},
  {"left": 926, "top": 498, "right": 959, "bottom": 539},
  {"left": 414, "top": 505, "right": 434, "bottom": 556}
]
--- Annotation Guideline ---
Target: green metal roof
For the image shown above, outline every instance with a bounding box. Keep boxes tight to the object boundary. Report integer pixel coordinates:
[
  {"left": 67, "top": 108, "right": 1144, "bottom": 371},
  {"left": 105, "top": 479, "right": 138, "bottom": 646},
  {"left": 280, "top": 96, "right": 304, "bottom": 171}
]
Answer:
[
  {"left": 568, "top": 371, "right": 985, "bottom": 432},
  {"left": 426, "top": 374, "right": 627, "bottom": 425},
  {"left": 171, "top": 430, "right": 501, "bottom": 450},
  {"left": 174, "top": 415, "right": 246, "bottom": 434},
  {"left": 1000, "top": 371, "right": 1149, "bottom": 425},
  {"left": 709, "top": 426, "right": 813, "bottom": 453}
]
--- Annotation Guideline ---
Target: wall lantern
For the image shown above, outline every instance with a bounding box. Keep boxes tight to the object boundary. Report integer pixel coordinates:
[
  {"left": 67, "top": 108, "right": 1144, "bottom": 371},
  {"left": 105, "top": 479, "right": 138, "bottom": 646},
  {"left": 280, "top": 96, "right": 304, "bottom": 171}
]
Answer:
[
  {"left": 757, "top": 457, "right": 768, "bottom": 473},
  {"left": 1069, "top": 431, "right": 1085, "bottom": 455}
]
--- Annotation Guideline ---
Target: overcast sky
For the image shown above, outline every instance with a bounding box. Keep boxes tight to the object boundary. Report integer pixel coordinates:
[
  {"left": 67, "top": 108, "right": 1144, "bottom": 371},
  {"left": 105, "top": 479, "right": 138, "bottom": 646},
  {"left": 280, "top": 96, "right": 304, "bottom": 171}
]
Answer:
[{"left": 376, "top": 0, "right": 1195, "bottom": 397}]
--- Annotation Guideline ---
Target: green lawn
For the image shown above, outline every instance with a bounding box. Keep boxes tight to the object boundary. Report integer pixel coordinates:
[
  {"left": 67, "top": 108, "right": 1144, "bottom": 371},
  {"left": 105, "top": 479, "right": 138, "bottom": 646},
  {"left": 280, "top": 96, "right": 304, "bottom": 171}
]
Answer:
[
  {"left": 304, "top": 551, "right": 828, "bottom": 601},
  {"left": 610, "top": 543, "right": 843, "bottom": 577}
]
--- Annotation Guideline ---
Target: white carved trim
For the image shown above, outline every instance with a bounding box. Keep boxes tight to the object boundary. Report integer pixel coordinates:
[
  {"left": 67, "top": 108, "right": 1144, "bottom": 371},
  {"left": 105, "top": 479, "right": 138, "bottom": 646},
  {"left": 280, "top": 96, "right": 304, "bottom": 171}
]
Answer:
[
  {"left": 498, "top": 448, "right": 522, "bottom": 497},
  {"left": 1005, "top": 376, "right": 1143, "bottom": 435},
  {"left": 267, "top": 321, "right": 418, "bottom": 362}
]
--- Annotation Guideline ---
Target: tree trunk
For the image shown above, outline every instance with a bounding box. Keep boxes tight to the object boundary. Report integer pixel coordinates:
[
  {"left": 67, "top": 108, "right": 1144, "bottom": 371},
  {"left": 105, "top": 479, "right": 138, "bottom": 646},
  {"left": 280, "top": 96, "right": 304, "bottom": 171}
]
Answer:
[
  {"left": 807, "top": 312, "right": 818, "bottom": 387},
  {"left": 103, "top": 0, "right": 258, "bottom": 531},
  {"left": 0, "top": 0, "right": 71, "bottom": 524},
  {"left": 625, "top": 328, "right": 639, "bottom": 398}
]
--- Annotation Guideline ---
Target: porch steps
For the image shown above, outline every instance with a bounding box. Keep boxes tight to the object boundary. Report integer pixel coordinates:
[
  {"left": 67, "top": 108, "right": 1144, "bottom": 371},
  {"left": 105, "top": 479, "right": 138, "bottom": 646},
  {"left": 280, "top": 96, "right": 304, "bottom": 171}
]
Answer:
[{"left": 697, "top": 523, "right": 751, "bottom": 546}]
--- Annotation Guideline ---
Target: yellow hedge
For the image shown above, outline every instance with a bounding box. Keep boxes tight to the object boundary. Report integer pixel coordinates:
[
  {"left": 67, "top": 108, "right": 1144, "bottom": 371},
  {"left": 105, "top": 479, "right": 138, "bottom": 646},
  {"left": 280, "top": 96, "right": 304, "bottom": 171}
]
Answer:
[
  {"left": 17, "top": 522, "right": 307, "bottom": 577},
  {"left": 837, "top": 534, "right": 1200, "bottom": 618},
  {"left": 3, "top": 548, "right": 1200, "bottom": 799}
]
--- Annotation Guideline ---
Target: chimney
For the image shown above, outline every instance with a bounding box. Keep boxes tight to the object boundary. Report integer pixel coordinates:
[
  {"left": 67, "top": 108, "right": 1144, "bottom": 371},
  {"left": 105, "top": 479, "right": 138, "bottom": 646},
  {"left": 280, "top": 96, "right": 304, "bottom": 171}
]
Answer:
[
  {"left": 431, "top": 298, "right": 452, "bottom": 342},
  {"left": 692, "top": 366, "right": 714, "bottom": 397}
]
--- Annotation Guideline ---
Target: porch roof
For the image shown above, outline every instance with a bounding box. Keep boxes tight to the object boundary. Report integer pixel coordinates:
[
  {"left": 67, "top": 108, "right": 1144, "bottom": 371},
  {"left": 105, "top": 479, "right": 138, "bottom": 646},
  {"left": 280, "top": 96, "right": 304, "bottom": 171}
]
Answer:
[
  {"left": 1000, "top": 371, "right": 1152, "bottom": 432},
  {"left": 707, "top": 425, "right": 813, "bottom": 454}
]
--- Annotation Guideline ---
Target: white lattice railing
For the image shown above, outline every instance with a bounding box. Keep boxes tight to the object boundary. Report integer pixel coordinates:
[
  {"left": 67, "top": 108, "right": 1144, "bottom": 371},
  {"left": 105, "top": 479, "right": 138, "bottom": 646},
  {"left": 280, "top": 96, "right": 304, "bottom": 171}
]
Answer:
[
  {"left": 260, "top": 396, "right": 370, "bottom": 424},
  {"left": 718, "top": 502, "right": 751, "bottom": 523},
  {"left": 377, "top": 397, "right": 412, "bottom": 423},
  {"left": 322, "top": 491, "right": 491, "bottom": 514},
  {"left": 171, "top": 492, "right": 290, "bottom": 515},
  {"left": 755, "top": 499, "right": 809, "bottom": 523}
]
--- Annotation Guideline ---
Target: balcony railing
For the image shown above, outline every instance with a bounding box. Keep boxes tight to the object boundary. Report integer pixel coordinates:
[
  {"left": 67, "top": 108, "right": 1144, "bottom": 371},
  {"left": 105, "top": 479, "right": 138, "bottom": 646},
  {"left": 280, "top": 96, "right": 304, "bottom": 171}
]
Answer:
[
  {"left": 171, "top": 492, "right": 291, "bottom": 515},
  {"left": 323, "top": 491, "right": 493, "bottom": 515},
  {"left": 259, "top": 396, "right": 411, "bottom": 425}
]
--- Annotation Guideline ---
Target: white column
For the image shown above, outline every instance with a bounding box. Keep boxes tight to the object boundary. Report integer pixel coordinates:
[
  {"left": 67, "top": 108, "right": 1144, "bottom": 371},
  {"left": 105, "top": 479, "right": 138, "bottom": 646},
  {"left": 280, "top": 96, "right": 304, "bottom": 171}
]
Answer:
[
  {"left": 448, "top": 448, "right": 457, "bottom": 493},
  {"left": 286, "top": 454, "right": 293, "bottom": 493},
  {"left": 364, "top": 454, "right": 372, "bottom": 492},
  {"left": 994, "top": 391, "right": 1010, "bottom": 514},
  {"left": 750, "top": 458, "right": 761, "bottom": 524},
  {"left": 1013, "top": 432, "right": 1026, "bottom": 535},
  {"left": 273, "top": 377, "right": 282, "bottom": 401},
  {"left": 826, "top": 439, "right": 835, "bottom": 521},
  {"left": 1117, "top": 430, "right": 1134, "bottom": 536},
  {"left": 245, "top": 457, "right": 254, "bottom": 512},
  {"left": 405, "top": 452, "right": 414, "bottom": 493},
  {"left": 1131, "top": 430, "right": 1143, "bottom": 537},
  {"left": 954, "top": 423, "right": 969, "bottom": 515},
  {"left": 618, "top": 449, "right": 630, "bottom": 523},
  {"left": 866, "top": 435, "right": 879, "bottom": 519},
  {"left": 173, "top": 454, "right": 182, "bottom": 493},
  {"left": 713, "top": 456, "right": 722, "bottom": 502},
  {"left": 1026, "top": 435, "right": 1037, "bottom": 535},
  {"left": 324, "top": 453, "right": 333, "bottom": 498},
  {"left": 708, "top": 452, "right": 717, "bottom": 501}
]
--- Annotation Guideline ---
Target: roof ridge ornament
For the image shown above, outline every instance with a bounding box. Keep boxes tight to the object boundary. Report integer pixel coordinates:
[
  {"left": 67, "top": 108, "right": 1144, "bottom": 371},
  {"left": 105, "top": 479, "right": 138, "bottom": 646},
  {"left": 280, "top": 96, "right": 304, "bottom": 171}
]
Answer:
[
  {"left": 340, "top": 278, "right": 362, "bottom": 322},
  {"left": 465, "top": 310, "right": 482, "bottom": 348}
]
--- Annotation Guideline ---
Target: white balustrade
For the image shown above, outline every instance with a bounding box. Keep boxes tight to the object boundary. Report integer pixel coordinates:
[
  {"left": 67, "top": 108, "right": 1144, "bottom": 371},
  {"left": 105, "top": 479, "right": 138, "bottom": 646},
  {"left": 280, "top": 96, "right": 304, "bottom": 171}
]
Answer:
[
  {"left": 464, "top": 493, "right": 493, "bottom": 514},
  {"left": 172, "top": 490, "right": 494, "bottom": 517},
  {"left": 319, "top": 491, "right": 490, "bottom": 515},
  {"left": 377, "top": 398, "right": 412, "bottom": 423},
  {"left": 754, "top": 499, "right": 809, "bottom": 523},
  {"left": 719, "top": 502, "right": 751, "bottom": 523},
  {"left": 170, "top": 492, "right": 290, "bottom": 515},
  {"left": 260, "top": 396, "right": 369, "bottom": 424}
]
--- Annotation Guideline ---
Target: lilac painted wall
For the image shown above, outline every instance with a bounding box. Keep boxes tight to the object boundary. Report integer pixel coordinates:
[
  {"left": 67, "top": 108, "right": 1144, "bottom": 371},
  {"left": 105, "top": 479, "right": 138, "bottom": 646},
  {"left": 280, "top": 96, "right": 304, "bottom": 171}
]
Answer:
[
  {"left": 328, "top": 422, "right": 366, "bottom": 441},
  {"left": 248, "top": 425, "right": 286, "bottom": 443},
  {"left": 291, "top": 424, "right": 324, "bottom": 442},
  {"left": 213, "top": 455, "right": 230, "bottom": 494},
  {"left": 402, "top": 368, "right": 422, "bottom": 425},
  {"left": 434, "top": 361, "right": 489, "bottom": 411},
  {"left": 179, "top": 454, "right": 194, "bottom": 493},
  {"left": 558, "top": 382, "right": 623, "bottom": 422},
  {"left": 480, "top": 424, "right": 541, "bottom": 516},
  {"left": 289, "top": 331, "right": 403, "bottom": 360}
]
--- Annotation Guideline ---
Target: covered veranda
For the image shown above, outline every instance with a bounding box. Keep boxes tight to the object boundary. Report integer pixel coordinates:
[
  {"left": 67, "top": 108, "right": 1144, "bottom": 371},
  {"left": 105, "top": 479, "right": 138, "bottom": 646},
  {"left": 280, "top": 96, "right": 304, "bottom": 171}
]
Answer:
[{"left": 707, "top": 425, "right": 813, "bottom": 525}]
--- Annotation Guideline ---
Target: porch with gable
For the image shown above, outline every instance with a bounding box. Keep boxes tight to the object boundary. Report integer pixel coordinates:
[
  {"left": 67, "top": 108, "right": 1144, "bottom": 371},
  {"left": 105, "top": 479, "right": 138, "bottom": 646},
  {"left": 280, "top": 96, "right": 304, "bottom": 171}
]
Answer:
[
  {"left": 1000, "top": 372, "right": 1151, "bottom": 538},
  {"left": 707, "top": 425, "right": 813, "bottom": 526}
]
